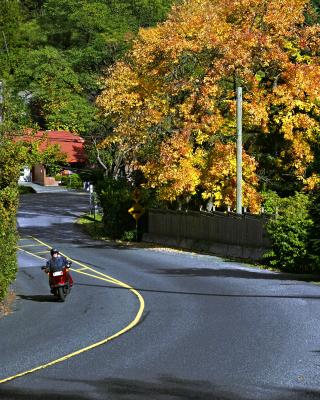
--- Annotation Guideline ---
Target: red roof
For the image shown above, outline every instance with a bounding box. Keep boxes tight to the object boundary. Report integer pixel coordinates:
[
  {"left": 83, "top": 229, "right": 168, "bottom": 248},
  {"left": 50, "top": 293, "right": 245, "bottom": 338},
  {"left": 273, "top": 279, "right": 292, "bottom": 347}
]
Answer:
[{"left": 19, "top": 130, "right": 86, "bottom": 163}]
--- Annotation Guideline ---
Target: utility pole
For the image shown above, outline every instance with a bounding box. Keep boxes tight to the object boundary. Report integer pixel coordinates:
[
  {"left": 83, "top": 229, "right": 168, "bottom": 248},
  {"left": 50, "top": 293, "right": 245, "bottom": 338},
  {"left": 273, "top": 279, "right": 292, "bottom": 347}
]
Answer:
[{"left": 236, "top": 86, "right": 243, "bottom": 214}]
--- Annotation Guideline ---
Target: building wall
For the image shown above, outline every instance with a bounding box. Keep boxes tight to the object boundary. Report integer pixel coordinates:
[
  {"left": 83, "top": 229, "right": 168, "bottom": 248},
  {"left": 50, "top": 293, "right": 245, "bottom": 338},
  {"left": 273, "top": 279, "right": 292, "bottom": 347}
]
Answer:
[
  {"left": 32, "top": 164, "right": 45, "bottom": 185},
  {"left": 31, "top": 164, "right": 59, "bottom": 186}
]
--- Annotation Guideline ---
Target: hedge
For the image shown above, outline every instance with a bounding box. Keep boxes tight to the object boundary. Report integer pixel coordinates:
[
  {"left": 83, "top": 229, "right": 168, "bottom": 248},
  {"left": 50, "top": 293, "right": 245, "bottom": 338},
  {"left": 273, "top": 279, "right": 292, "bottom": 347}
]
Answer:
[{"left": 0, "top": 186, "right": 19, "bottom": 301}]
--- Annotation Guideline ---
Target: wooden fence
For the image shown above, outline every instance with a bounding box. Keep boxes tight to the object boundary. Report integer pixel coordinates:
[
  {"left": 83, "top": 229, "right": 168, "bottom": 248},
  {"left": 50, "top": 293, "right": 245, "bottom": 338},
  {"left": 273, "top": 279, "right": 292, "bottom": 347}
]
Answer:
[{"left": 143, "top": 209, "right": 271, "bottom": 260}]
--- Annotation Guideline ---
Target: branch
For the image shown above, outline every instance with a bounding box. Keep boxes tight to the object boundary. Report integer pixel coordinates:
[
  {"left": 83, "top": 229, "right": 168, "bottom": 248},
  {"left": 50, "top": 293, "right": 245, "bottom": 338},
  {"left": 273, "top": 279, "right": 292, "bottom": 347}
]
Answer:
[
  {"left": 92, "top": 137, "right": 109, "bottom": 173},
  {"left": 272, "top": 74, "right": 280, "bottom": 89}
]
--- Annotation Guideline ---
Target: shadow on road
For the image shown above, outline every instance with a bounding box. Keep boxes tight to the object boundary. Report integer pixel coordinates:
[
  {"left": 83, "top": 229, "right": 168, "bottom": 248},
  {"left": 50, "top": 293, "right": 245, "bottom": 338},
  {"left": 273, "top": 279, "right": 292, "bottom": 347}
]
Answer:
[
  {"left": 1, "top": 375, "right": 320, "bottom": 400},
  {"left": 73, "top": 282, "right": 320, "bottom": 300},
  {"left": 18, "top": 294, "right": 57, "bottom": 303},
  {"left": 154, "top": 267, "right": 320, "bottom": 283}
]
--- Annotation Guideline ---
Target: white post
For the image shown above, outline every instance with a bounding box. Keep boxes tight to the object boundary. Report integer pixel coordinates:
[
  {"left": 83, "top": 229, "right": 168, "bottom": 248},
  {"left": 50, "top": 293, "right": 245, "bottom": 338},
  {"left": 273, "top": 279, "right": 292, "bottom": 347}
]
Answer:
[{"left": 236, "top": 86, "right": 243, "bottom": 214}]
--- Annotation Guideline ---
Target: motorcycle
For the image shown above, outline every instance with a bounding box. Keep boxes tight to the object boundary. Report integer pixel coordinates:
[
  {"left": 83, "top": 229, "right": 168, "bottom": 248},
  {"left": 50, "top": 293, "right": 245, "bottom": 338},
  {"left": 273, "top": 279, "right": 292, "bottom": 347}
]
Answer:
[{"left": 42, "top": 261, "right": 73, "bottom": 302}]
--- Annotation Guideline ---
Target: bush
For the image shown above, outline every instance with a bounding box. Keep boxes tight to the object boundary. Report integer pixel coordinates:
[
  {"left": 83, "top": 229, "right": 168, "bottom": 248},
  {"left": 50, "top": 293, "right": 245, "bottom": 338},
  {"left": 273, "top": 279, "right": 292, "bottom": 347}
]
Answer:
[
  {"left": 307, "top": 190, "right": 320, "bottom": 269},
  {"left": 61, "top": 173, "right": 83, "bottom": 189},
  {"left": 18, "top": 185, "right": 35, "bottom": 194},
  {"left": 263, "top": 192, "right": 313, "bottom": 272},
  {"left": 96, "top": 178, "right": 135, "bottom": 239},
  {"left": 54, "top": 174, "right": 63, "bottom": 183},
  {"left": 121, "top": 230, "right": 136, "bottom": 242},
  {"left": 261, "top": 190, "right": 283, "bottom": 214},
  {"left": 0, "top": 186, "right": 19, "bottom": 301}
]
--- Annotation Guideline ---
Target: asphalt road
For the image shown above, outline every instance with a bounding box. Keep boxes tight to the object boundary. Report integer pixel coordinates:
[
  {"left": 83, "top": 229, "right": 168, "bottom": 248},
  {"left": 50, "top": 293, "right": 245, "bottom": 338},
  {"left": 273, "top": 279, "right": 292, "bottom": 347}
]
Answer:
[{"left": 1, "top": 192, "right": 320, "bottom": 399}]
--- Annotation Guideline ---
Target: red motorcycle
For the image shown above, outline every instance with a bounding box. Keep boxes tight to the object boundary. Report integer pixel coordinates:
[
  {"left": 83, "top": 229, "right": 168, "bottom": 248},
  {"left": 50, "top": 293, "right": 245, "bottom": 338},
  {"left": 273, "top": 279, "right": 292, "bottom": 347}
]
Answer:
[{"left": 42, "top": 261, "right": 73, "bottom": 302}]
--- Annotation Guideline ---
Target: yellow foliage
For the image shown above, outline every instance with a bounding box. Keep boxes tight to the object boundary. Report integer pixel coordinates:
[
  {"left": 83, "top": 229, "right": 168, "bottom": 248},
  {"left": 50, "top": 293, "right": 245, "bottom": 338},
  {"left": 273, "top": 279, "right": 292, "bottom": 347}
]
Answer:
[
  {"left": 141, "top": 131, "right": 201, "bottom": 201},
  {"left": 96, "top": 0, "right": 320, "bottom": 206},
  {"left": 201, "top": 142, "right": 261, "bottom": 212}
]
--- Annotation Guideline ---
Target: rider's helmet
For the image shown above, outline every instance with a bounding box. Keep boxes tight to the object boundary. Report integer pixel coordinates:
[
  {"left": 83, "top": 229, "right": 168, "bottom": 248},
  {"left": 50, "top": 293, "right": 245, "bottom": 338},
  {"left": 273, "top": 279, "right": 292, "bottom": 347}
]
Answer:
[{"left": 50, "top": 248, "right": 59, "bottom": 256}]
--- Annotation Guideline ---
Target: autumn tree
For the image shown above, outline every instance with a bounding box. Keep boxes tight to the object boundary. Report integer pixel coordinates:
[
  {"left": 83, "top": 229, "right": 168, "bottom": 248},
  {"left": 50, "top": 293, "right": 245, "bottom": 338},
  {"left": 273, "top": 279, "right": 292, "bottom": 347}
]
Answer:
[{"left": 97, "top": 0, "right": 320, "bottom": 210}]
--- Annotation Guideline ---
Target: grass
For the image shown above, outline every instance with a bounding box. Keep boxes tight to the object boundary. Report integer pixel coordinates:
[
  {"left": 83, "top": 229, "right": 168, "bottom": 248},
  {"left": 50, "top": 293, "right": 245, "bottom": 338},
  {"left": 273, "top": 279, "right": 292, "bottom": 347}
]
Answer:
[
  {"left": 77, "top": 213, "right": 151, "bottom": 247},
  {"left": 77, "top": 213, "right": 106, "bottom": 240},
  {"left": 18, "top": 186, "right": 36, "bottom": 194}
]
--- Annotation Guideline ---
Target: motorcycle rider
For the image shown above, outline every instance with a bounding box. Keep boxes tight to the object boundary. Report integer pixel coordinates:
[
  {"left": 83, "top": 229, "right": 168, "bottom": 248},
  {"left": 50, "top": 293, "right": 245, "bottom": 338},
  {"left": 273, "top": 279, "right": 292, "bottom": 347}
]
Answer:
[{"left": 46, "top": 248, "right": 73, "bottom": 288}]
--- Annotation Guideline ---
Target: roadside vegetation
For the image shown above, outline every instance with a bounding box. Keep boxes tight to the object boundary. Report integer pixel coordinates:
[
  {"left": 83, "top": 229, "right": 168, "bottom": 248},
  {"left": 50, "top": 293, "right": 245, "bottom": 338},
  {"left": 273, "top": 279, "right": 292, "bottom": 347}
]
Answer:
[
  {"left": 0, "top": 0, "right": 319, "bottom": 303},
  {"left": 18, "top": 185, "right": 35, "bottom": 194},
  {"left": 77, "top": 213, "right": 139, "bottom": 243},
  {"left": 77, "top": 213, "right": 105, "bottom": 240},
  {"left": 94, "top": 0, "right": 320, "bottom": 273}
]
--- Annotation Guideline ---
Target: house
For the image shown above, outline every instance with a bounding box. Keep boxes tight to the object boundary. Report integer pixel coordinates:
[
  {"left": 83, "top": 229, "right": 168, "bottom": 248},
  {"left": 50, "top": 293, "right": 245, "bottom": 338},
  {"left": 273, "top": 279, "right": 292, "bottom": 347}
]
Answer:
[{"left": 18, "top": 130, "right": 86, "bottom": 186}]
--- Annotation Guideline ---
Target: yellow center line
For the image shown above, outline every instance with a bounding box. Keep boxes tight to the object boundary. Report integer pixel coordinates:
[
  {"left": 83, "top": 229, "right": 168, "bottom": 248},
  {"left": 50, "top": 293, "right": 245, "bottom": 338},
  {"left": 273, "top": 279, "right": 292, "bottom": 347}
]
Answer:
[
  {"left": 31, "top": 236, "right": 125, "bottom": 286},
  {"left": 18, "top": 248, "right": 46, "bottom": 261},
  {"left": 0, "top": 236, "right": 145, "bottom": 384}
]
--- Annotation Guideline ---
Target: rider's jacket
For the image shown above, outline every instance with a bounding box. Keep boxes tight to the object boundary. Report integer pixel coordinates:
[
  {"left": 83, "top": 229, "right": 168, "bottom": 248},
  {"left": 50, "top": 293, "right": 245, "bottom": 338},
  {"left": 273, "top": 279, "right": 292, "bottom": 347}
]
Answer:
[{"left": 46, "top": 255, "right": 68, "bottom": 272}]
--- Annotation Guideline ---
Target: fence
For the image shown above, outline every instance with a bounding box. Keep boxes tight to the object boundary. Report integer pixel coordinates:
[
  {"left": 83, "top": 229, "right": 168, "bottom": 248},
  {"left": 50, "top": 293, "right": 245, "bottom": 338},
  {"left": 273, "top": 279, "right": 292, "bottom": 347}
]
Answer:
[{"left": 143, "top": 209, "right": 271, "bottom": 260}]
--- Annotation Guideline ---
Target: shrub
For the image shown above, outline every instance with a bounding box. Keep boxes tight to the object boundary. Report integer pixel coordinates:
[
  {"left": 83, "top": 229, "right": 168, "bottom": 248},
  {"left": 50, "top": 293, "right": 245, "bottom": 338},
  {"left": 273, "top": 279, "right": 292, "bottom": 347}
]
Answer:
[
  {"left": 307, "top": 189, "right": 320, "bottom": 269},
  {"left": 69, "top": 173, "right": 83, "bottom": 189},
  {"left": 96, "top": 178, "right": 135, "bottom": 238},
  {"left": 261, "top": 190, "right": 283, "bottom": 214},
  {"left": 54, "top": 174, "right": 63, "bottom": 183},
  {"left": 263, "top": 192, "right": 313, "bottom": 272},
  {"left": 121, "top": 230, "right": 136, "bottom": 242},
  {"left": 18, "top": 185, "right": 35, "bottom": 194},
  {"left": 61, "top": 173, "right": 83, "bottom": 189},
  {"left": 46, "top": 164, "right": 61, "bottom": 177}
]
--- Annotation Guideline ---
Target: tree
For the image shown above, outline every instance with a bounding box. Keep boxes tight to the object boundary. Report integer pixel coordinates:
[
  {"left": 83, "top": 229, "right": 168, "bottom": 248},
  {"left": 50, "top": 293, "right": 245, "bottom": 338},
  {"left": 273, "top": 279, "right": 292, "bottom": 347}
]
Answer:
[
  {"left": 141, "top": 130, "right": 202, "bottom": 202},
  {"left": 97, "top": 0, "right": 320, "bottom": 208},
  {"left": 0, "top": 0, "right": 175, "bottom": 138}
]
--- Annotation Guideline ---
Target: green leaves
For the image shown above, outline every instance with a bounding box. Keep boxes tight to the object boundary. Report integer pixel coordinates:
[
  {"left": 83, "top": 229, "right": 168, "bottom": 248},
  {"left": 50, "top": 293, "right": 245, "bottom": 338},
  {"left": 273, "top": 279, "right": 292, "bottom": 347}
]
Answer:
[
  {"left": 264, "top": 192, "right": 314, "bottom": 271},
  {"left": 10, "top": 46, "right": 96, "bottom": 133},
  {"left": 0, "top": 0, "right": 174, "bottom": 136}
]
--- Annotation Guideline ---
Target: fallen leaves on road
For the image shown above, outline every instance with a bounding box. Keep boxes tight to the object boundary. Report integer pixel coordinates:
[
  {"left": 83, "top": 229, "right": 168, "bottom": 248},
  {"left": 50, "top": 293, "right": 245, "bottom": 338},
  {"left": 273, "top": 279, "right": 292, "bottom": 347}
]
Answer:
[{"left": 0, "top": 290, "right": 16, "bottom": 319}]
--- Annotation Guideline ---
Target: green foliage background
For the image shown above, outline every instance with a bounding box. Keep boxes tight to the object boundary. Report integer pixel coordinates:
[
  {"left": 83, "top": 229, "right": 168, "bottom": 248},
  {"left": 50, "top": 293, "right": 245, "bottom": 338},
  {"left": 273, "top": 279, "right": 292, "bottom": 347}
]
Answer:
[{"left": 0, "top": 0, "right": 174, "bottom": 134}]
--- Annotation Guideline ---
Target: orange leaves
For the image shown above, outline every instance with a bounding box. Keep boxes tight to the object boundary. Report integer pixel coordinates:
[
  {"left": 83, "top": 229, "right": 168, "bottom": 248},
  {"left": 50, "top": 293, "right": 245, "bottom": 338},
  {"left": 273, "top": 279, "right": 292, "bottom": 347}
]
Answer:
[
  {"left": 96, "top": 0, "right": 320, "bottom": 205},
  {"left": 262, "top": 0, "right": 307, "bottom": 36},
  {"left": 280, "top": 64, "right": 320, "bottom": 101},
  {"left": 300, "top": 25, "right": 320, "bottom": 56},
  {"left": 141, "top": 131, "right": 201, "bottom": 201},
  {"left": 201, "top": 142, "right": 261, "bottom": 212}
]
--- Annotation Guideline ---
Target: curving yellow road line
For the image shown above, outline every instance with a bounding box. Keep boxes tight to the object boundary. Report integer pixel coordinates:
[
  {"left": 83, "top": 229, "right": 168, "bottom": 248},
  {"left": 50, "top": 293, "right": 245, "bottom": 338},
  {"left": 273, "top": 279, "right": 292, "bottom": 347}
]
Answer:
[{"left": 0, "top": 236, "right": 145, "bottom": 384}]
